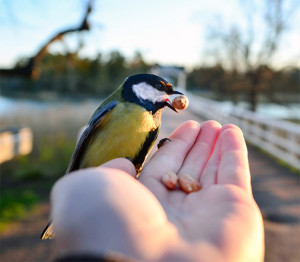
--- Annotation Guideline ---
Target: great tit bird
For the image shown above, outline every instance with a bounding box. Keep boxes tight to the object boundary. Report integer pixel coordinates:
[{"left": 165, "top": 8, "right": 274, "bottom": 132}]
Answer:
[{"left": 41, "top": 73, "right": 183, "bottom": 239}]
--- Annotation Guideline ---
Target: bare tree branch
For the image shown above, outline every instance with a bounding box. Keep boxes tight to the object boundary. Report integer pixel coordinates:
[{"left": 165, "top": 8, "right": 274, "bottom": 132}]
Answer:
[{"left": 0, "top": 0, "right": 94, "bottom": 79}]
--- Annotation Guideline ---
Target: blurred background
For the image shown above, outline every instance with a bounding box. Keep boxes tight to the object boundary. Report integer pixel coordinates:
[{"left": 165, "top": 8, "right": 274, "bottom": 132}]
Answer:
[{"left": 0, "top": 0, "right": 299, "bottom": 261}]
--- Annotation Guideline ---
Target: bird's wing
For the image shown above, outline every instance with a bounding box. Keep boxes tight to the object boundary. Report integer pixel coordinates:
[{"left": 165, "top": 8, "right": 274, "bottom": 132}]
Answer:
[
  {"left": 66, "top": 100, "right": 118, "bottom": 173},
  {"left": 41, "top": 101, "right": 118, "bottom": 240}
]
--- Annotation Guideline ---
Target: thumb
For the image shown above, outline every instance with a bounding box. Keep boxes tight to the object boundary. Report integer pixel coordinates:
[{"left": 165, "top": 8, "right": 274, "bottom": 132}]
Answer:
[{"left": 100, "top": 158, "right": 137, "bottom": 178}]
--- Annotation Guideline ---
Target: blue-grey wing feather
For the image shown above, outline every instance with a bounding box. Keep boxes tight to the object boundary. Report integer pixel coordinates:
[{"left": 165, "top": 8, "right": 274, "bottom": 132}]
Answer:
[{"left": 66, "top": 100, "right": 118, "bottom": 173}]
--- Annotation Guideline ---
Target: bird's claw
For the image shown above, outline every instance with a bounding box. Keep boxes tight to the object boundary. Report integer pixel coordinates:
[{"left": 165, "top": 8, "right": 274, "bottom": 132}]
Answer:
[{"left": 157, "top": 138, "right": 171, "bottom": 149}]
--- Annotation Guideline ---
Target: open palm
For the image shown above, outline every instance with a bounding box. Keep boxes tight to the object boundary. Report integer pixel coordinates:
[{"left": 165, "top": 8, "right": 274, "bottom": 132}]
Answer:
[{"left": 138, "top": 120, "right": 264, "bottom": 261}]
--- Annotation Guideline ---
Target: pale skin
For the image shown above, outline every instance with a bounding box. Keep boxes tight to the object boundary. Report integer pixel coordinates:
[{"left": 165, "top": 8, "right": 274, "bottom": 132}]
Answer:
[{"left": 51, "top": 120, "right": 264, "bottom": 262}]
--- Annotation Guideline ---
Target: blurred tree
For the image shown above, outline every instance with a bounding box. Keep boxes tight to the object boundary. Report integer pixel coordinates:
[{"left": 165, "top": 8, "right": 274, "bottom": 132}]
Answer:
[
  {"left": 1, "top": 50, "right": 151, "bottom": 98},
  {"left": 187, "top": 65, "right": 248, "bottom": 103},
  {"left": 206, "top": 0, "right": 299, "bottom": 111},
  {"left": 128, "top": 51, "right": 150, "bottom": 74},
  {"left": 187, "top": 65, "right": 225, "bottom": 91},
  {"left": 265, "top": 67, "right": 300, "bottom": 104},
  {"left": 105, "top": 51, "right": 127, "bottom": 86}
]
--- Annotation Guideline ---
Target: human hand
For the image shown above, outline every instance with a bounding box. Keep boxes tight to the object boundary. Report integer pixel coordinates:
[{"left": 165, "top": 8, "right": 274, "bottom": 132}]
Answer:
[
  {"left": 51, "top": 121, "right": 264, "bottom": 262},
  {"left": 139, "top": 120, "right": 264, "bottom": 261}
]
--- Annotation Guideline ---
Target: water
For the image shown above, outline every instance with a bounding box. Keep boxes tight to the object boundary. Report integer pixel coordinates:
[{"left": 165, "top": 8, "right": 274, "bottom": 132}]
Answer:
[
  {"left": 0, "top": 96, "right": 49, "bottom": 116},
  {"left": 216, "top": 100, "right": 300, "bottom": 120}
]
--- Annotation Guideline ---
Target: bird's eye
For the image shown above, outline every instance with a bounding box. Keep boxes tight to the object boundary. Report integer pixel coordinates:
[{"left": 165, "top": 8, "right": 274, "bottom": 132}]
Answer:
[
  {"left": 155, "top": 80, "right": 168, "bottom": 91},
  {"left": 155, "top": 83, "right": 164, "bottom": 91}
]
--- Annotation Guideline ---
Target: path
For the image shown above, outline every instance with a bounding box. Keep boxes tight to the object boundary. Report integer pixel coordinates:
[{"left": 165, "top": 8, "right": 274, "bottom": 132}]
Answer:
[{"left": 0, "top": 108, "right": 299, "bottom": 261}]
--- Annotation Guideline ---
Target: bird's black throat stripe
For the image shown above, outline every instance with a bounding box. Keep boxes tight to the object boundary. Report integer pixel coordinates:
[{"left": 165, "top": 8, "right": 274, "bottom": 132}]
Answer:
[{"left": 133, "top": 127, "right": 159, "bottom": 173}]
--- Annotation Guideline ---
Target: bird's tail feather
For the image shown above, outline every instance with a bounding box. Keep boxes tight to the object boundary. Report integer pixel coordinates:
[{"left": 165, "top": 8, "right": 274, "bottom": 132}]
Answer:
[{"left": 41, "top": 221, "right": 54, "bottom": 240}]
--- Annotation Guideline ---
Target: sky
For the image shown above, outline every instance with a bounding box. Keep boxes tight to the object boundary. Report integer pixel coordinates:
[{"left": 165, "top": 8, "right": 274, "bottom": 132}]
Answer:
[{"left": 0, "top": 0, "right": 299, "bottom": 70}]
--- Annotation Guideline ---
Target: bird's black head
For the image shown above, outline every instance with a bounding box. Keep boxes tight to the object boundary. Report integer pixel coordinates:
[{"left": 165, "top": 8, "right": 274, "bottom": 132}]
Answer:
[{"left": 121, "top": 74, "right": 183, "bottom": 114}]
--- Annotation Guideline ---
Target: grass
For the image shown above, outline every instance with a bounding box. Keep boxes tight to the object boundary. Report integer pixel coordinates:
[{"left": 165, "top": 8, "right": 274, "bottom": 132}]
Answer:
[
  {"left": 246, "top": 141, "right": 300, "bottom": 174},
  {"left": 0, "top": 176, "right": 56, "bottom": 232},
  {"left": 0, "top": 189, "right": 39, "bottom": 231},
  {"left": 0, "top": 99, "right": 99, "bottom": 229},
  {"left": 1, "top": 100, "right": 98, "bottom": 179},
  {"left": 286, "top": 119, "right": 300, "bottom": 124}
]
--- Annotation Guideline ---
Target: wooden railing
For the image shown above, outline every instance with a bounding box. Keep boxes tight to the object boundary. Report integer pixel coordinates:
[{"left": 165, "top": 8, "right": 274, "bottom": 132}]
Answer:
[
  {"left": 187, "top": 93, "right": 300, "bottom": 171},
  {"left": 0, "top": 127, "right": 33, "bottom": 164}
]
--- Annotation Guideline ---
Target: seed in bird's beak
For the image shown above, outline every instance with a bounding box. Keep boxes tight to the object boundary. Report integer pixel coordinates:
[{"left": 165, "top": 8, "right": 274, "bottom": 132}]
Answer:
[{"left": 172, "top": 95, "right": 189, "bottom": 111}]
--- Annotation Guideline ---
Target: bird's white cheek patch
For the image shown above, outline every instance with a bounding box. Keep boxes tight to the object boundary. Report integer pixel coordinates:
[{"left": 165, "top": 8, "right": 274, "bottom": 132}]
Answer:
[{"left": 132, "top": 82, "right": 168, "bottom": 103}]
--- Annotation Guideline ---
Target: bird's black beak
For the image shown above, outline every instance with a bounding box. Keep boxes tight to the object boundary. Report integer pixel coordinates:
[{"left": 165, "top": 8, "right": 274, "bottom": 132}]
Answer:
[
  {"left": 164, "top": 89, "right": 184, "bottom": 112},
  {"left": 168, "top": 90, "right": 184, "bottom": 95},
  {"left": 164, "top": 100, "right": 178, "bottom": 112}
]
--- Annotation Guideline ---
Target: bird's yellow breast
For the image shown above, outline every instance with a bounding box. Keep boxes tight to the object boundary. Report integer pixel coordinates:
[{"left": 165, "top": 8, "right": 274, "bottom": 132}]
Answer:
[{"left": 80, "top": 103, "right": 161, "bottom": 168}]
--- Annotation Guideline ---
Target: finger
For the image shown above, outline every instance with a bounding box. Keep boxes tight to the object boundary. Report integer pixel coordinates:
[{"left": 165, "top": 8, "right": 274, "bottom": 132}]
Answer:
[
  {"left": 177, "top": 120, "right": 221, "bottom": 181},
  {"left": 217, "top": 126, "right": 251, "bottom": 193},
  {"left": 100, "top": 158, "right": 137, "bottom": 178},
  {"left": 140, "top": 120, "right": 201, "bottom": 181},
  {"left": 200, "top": 124, "right": 237, "bottom": 187}
]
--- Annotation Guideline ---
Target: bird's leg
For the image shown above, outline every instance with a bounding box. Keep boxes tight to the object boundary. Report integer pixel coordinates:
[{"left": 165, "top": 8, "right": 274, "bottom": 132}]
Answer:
[{"left": 157, "top": 138, "right": 171, "bottom": 149}]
